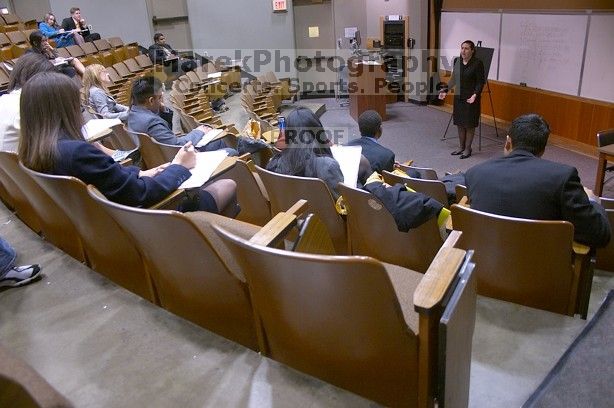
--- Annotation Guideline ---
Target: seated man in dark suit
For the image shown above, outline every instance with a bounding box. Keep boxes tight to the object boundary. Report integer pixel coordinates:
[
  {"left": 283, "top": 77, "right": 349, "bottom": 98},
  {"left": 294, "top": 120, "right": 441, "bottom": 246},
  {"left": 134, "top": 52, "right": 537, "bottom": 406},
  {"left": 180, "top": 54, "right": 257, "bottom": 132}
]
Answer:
[
  {"left": 347, "top": 110, "right": 422, "bottom": 178},
  {"left": 148, "top": 33, "right": 197, "bottom": 73},
  {"left": 61, "top": 7, "right": 100, "bottom": 43},
  {"left": 465, "top": 113, "right": 610, "bottom": 247},
  {"left": 127, "top": 76, "right": 236, "bottom": 155},
  {"left": 346, "top": 110, "right": 395, "bottom": 173}
]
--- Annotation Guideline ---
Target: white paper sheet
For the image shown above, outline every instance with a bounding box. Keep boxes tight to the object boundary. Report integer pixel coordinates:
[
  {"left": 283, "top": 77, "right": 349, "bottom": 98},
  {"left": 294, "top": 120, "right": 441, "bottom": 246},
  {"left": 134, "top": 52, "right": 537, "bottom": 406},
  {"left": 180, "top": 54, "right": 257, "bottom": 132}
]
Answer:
[
  {"left": 82, "top": 118, "right": 122, "bottom": 141},
  {"left": 195, "top": 128, "right": 225, "bottom": 148},
  {"left": 330, "top": 145, "right": 362, "bottom": 188},
  {"left": 179, "top": 150, "right": 228, "bottom": 189}
]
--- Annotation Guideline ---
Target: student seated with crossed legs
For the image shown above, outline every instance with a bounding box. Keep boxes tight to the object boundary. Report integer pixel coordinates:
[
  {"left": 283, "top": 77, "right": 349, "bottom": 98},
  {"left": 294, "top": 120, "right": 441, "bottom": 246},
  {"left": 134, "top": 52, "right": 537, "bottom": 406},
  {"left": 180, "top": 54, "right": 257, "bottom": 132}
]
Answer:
[{"left": 18, "top": 71, "right": 239, "bottom": 218}]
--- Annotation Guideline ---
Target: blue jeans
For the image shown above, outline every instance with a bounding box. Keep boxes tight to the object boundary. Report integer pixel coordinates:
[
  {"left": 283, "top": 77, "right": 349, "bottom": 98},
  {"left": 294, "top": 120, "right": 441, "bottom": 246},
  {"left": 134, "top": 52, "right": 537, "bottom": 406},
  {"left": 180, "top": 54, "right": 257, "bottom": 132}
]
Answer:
[{"left": 0, "top": 237, "right": 16, "bottom": 276}]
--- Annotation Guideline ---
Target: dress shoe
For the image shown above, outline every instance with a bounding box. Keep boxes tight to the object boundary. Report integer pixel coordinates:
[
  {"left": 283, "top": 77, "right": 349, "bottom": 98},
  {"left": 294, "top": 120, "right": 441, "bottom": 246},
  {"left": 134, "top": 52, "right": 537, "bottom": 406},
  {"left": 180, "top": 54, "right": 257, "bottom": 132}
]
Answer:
[
  {"left": 451, "top": 149, "right": 464, "bottom": 155},
  {"left": 460, "top": 149, "right": 472, "bottom": 159}
]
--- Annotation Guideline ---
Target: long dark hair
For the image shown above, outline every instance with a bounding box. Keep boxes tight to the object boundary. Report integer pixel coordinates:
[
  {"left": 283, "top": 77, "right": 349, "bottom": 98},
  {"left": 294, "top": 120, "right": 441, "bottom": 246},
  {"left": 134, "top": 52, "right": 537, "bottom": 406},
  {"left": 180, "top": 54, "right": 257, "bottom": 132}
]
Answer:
[
  {"left": 274, "top": 107, "right": 331, "bottom": 177},
  {"left": 8, "top": 53, "right": 55, "bottom": 91},
  {"left": 19, "top": 72, "right": 84, "bottom": 172}
]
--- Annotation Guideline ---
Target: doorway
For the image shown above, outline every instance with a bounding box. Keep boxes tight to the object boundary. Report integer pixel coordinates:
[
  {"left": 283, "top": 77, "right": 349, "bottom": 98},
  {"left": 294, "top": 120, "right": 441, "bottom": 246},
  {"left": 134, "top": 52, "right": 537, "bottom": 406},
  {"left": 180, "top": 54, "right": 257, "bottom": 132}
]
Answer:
[
  {"left": 293, "top": 0, "right": 336, "bottom": 96},
  {"left": 146, "top": 0, "right": 193, "bottom": 51}
]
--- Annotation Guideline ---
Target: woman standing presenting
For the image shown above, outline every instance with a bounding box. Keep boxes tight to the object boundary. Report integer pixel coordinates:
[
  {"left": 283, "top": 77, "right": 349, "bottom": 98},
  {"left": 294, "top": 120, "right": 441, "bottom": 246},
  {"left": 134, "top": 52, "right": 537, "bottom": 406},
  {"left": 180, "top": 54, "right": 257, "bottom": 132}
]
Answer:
[{"left": 439, "top": 40, "right": 485, "bottom": 159}]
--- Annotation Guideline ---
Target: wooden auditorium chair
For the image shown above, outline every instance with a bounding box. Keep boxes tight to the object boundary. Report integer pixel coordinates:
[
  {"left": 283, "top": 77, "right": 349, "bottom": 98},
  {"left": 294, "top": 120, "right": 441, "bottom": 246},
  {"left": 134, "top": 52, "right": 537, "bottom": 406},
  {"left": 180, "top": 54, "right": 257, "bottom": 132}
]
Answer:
[
  {"left": 594, "top": 128, "right": 614, "bottom": 196},
  {"left": 337, "top": 183, "right": 444, "bottom": 272},
  {"left": 596, "top": 197, "right": 614, "bottom": 271},
  {"left": 0, "top": 153, "right": 85, "bottom": 262},
  {"left": 383, "top": 170, "right": 451, "bottom": 209},
  {"left": 5, "top": 30, "right": 29, "bottom": 58},
  {"left": 255, "top": 165, "right": 349, "bottom": 254},
  {"left": 221, "top": 155, "right": 271, "bottom": 226},
  {"left": 213, "top": 222, "right": 477, "bottom": 407},
  {"left": 133, "top": 131, "right": 180, "bottom": 169},
  {"left": 22, "top": 166, "right": 156, "bottom": 302},
  {"left": 451, "top": 203, "right": 594, "bottom": 318},
  {"left": 88, "top": 187, "right": 309, "bottom": 351},
  {"left": 0, "top": 164, "right": 41, "bottom": 233}
]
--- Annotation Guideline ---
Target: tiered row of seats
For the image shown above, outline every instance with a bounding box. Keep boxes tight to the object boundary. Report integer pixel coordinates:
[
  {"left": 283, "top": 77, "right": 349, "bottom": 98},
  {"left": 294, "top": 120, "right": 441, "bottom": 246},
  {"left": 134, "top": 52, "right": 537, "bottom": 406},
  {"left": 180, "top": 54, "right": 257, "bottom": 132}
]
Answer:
[
  {"left": 0, "top": 144, "right": 478, "bottom": 407},
  {"left": 0, "top": 13, "right": 37, "bottom": 33}
]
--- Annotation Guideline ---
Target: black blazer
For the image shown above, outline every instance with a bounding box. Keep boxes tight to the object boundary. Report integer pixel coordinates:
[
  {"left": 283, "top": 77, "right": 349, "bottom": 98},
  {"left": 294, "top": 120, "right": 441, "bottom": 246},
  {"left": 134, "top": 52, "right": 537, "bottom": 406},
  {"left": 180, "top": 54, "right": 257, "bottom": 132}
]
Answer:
[
  {"left": 61, "top": 17, "right": 89, "bottom": 35},
  {"left": 54, "top": 138, "right": 191, "bottom": 208},
  {"left": 465, "top": 149, "right": 611, "bottom": 247},
  {"left": 346, "top": 137, "right": 395, "bottom": 174}
]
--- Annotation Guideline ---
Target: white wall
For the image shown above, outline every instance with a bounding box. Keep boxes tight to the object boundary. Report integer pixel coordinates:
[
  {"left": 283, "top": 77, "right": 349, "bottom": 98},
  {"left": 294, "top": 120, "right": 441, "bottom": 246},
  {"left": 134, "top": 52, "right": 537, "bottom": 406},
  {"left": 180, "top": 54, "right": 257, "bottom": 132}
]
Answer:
[
  {"left": 186, "top": 0, "right": 297, "bottom": 77},
  {"left": 48, "top": 0, "right": 152, "bottom": 47}
]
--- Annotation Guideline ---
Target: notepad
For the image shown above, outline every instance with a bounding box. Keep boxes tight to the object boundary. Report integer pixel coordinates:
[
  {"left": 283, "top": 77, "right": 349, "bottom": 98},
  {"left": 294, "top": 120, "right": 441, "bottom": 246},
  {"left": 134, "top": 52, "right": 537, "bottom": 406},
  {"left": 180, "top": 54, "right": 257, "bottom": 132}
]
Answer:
[
  {"left": 179, "top": 150, "right": 228, "bottom": 189},
  {"left": 330, "top": 145, "right": 362, "bottom": 188},
  {"left": 82, "top": 118, "right": 122, "bottom": 142},
  {"left": 195, "top": 128, "right": 225, "bottom": 148}
]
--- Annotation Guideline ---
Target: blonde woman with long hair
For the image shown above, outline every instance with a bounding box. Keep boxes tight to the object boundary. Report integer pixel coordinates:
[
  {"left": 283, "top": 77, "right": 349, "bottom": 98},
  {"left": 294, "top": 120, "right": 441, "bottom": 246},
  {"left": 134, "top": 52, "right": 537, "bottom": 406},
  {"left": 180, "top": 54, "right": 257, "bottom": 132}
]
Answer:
[{"left": 82, "top": 64, "right": 129, "bottom": 121}]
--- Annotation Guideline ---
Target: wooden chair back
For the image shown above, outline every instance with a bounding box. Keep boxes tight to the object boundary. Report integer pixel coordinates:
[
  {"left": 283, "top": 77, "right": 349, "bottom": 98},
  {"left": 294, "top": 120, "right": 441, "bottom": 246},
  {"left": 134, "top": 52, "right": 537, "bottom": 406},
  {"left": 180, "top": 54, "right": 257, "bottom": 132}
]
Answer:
[
  {"left": 65, "top": 44, "right": 85, "bottom": 58},
  {"left": 134, "top": 131, "right": 179, "bottom": 169},
  {"left": 337, "top": 183, "right": 442, "bottom": 272},
  {"left": 213, "top": 223, "right": 476, "bottom": 407},
  {"left": 0, "top": 156, "right": 84, "bottom": 262},
  {"left": 383, "top": 170, "right": 450, "bottom": 208},
  {"left": 93, "top": 38, "right": 112, "bottom": 52},
  {"left": 451, "top": 204, "right": 586, "bottom": 315},
  {"left": 112, "top": 62, "right": 134, "bottom": 78},
  {"left": 23, "top": 168, "right": 155, "bottom": 302},
  {"left": 221, "top": 159, "right": 271, "bottom": 226},
  {"left": 396, "top": 163, "right": 438, "bottom": 180},
  {"left": 255, "top": 165, "right": 348, "bottom": 253},
  {"left": 0, "top": 164, "right": 41, "bottom": 233},
  {"left": 79, "top": 41, "right": 98, "bottom": 55},
  {"left": 87, "top": 186, "right": 259, "bottom": 350},
  {"left": 135, "top": 53, "right": 153, "bottom": 69},
  {"left": 455, "top": 184, "right": 468, "bottom": 203},
  {"left": 596, "top": 197, "right": 614, "bottom": 271},
  {"left": 596, "top": 128, "right": 614, "bottom": 148},
  {"left": 123, "top": 57, "right": 143, "bottom": 73},
  {"left": 5, "top": 30, "right": 26, "bottom": 44},
  {"left": 103, "top": 124, "right": 139, "bottom": 151}
]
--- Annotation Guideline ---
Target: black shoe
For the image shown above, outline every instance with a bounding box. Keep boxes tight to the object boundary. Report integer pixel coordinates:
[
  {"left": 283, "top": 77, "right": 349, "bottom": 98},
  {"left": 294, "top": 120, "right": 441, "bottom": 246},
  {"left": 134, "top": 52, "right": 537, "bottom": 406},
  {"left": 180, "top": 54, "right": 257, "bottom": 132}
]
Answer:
[
  {"left": 460, "top": 150, "right": 472, "bottom": 159},
  {"left": 451, "top": 149, "right": 464, "bottom": 155}
]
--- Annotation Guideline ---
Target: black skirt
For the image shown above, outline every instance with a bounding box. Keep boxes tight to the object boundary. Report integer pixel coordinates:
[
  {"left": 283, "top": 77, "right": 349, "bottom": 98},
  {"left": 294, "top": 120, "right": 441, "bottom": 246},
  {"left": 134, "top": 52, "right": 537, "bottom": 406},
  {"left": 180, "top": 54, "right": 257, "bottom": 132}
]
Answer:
[{"left": 453, "top": 94, "right": 481, "bottom": 128}]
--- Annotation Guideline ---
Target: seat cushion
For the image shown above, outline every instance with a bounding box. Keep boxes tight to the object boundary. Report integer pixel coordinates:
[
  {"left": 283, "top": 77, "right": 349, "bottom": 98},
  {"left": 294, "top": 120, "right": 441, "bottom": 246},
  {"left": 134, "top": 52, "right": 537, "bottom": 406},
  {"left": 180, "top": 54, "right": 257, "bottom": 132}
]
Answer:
[
  {"left": 183, "top": 211, "right": 260, "bottom": 281},
  {"left": 383, "top": 262, "right": 423, "bottom": 334}
]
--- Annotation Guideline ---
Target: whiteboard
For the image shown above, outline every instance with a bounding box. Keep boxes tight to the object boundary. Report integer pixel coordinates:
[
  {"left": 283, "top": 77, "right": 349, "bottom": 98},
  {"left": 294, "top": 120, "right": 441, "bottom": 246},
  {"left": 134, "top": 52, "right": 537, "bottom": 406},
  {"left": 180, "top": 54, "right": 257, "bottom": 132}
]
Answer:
[
  {"left": 580, "top": 14, "right": 614, "bottom": 103},
  {"left": 498, "top": 13, "right": 588, "bottom": 95},
  {"left": 440, "top": 12, "right": 500, "bottom": 80}
]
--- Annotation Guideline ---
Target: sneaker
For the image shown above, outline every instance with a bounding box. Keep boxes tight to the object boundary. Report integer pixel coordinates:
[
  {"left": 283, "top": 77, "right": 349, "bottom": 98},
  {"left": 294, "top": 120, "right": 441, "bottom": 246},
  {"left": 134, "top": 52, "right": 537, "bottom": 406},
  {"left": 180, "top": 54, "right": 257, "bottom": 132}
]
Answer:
[{"left": 0, "top": 265, "right": 42, "bottom": 288}]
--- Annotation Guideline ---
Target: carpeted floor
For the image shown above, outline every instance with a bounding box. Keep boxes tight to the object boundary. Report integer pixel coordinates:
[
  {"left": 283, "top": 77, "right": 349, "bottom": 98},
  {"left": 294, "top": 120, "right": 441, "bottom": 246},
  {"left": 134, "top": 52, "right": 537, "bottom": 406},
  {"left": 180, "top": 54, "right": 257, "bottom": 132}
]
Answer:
[{"left": 523, "top": 291, "right": 614, "bottom": 408}]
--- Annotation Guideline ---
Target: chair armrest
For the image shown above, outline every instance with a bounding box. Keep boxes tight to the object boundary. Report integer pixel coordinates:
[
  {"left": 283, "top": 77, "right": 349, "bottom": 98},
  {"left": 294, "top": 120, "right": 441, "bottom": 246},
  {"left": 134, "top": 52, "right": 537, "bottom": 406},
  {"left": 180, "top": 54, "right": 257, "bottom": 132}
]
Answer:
[
  {"left": 414, "top": 245, "right": 467, "bottom": 314},
  {"left": 149, "top": 189, "right": 186, "bottom": 210},
  {"left": 249, "top": 199, "right": 308, "bottom": 247},
  {"left": 119, "top": 158, "right": 133, "bottom": 166}
]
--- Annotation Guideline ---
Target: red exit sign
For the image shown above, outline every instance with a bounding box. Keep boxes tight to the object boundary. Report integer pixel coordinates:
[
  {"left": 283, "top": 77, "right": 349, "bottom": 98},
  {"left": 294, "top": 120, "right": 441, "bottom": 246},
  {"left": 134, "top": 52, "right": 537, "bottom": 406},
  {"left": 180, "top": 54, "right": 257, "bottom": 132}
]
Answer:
[{"left": 272, "top": 0, "right": 287, "bottom": 12}]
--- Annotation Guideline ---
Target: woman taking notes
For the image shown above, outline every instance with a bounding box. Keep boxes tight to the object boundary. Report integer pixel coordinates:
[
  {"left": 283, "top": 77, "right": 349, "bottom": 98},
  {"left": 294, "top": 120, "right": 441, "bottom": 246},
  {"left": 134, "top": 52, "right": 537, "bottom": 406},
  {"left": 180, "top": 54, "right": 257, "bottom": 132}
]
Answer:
[
  {"left": 439, "top": 40, "right": 485, "bottom": 159},
  {"left": 19, "top": 71, "right": 238, "bottom": 216}
]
